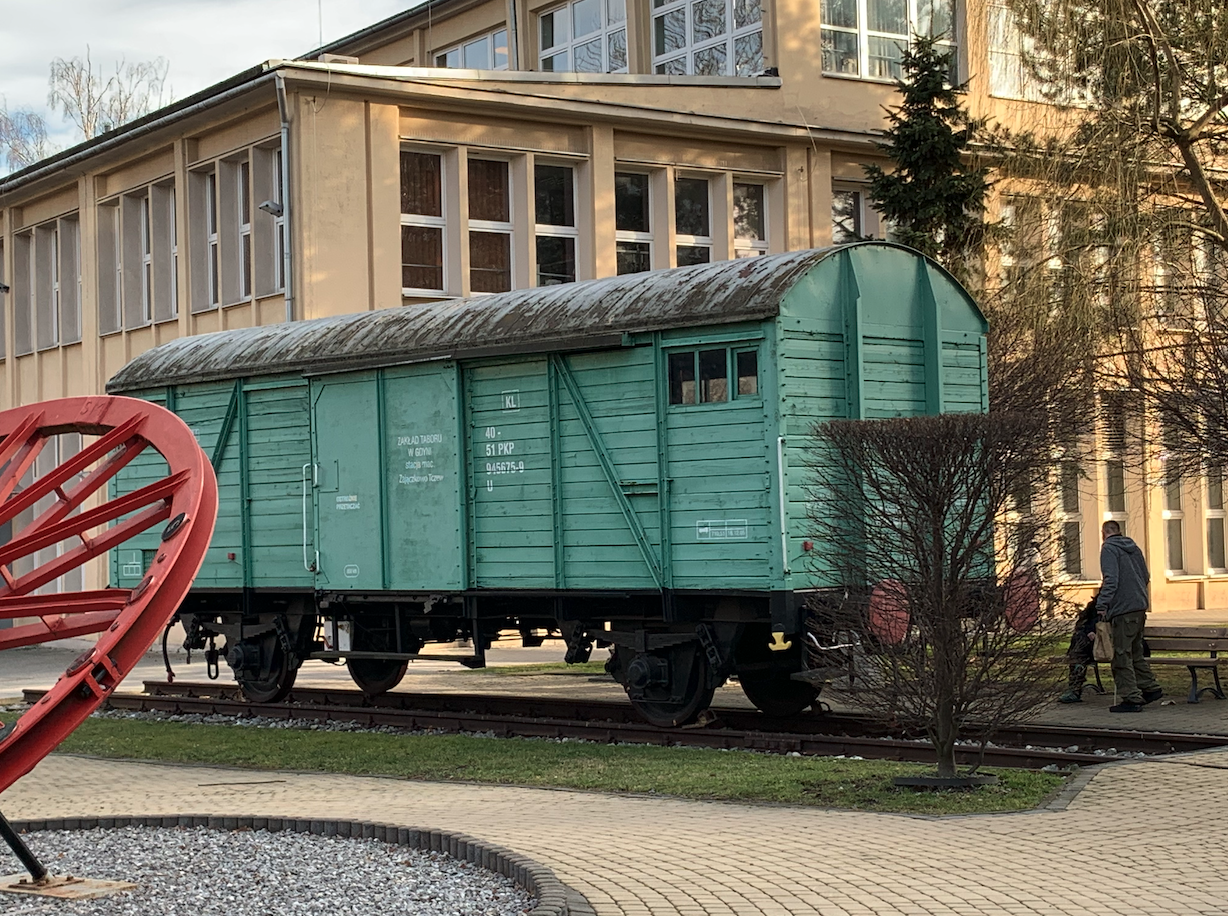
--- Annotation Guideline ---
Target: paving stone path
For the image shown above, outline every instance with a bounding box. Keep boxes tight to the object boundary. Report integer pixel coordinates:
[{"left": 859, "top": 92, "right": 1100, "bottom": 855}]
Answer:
[{"left": 4, "top": 750, "right": 1227, "bottom": 915}]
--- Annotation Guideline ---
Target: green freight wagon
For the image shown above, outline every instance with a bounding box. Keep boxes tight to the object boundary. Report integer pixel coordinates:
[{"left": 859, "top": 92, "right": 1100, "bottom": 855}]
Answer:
[{"left": 108, "top": 242, "right": 988, "bottom": 725}]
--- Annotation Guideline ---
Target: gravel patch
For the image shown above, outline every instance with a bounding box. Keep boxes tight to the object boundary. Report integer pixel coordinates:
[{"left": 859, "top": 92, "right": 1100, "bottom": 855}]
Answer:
[{"left": 0, "top": 826, "right": 536, "bottom": 916}]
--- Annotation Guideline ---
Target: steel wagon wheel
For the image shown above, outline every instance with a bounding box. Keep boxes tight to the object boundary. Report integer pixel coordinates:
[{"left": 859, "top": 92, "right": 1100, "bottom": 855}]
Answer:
[{"left": 0, "top": 396, "right": 217, "bottom": 797}]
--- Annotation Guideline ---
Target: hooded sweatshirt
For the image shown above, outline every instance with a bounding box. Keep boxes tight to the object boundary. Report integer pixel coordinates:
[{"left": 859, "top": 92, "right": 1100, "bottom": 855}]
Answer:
[{"left": 1095, "top": 535, "right": 1150, "bottom": 620}]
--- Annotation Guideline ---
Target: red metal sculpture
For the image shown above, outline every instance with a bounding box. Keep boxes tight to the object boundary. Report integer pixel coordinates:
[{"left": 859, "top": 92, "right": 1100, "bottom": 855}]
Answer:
[{"left": 0, "top": 397, "right": 216, "bottom": 881}]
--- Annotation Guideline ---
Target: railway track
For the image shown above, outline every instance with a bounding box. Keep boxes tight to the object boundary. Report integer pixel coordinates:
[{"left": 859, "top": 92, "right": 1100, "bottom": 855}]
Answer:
[{"left": 26, "top": 681, "right": 1228, "bottom": 770}]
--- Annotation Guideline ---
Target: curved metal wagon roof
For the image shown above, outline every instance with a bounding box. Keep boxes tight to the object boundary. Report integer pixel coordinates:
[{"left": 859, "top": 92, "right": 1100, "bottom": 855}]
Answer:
[{"left": 108, "top": 243, "right": 957, "bottom": 391}]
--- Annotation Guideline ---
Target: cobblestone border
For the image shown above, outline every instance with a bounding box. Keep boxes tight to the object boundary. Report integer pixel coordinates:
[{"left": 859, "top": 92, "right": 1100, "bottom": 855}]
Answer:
[{"left": 8, "top": 814, "right": 594, "bottom": 916}]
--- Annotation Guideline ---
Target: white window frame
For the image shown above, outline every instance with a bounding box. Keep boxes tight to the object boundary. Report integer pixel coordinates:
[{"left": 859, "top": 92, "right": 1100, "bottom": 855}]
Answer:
[
  {"left": 675, "top": 174, "right": 714, "bottom": 266},
  {"left": 49, "top": 225, "right": 61, "bottom": 345},
  {"left": 614, "top": 170, "right": 653, "bottom": 275},
  {"left": 1163, "top": 476, "right": 1185, "bottom": 575},
  {"left": 169, "top": 188, "right": 180, "bottom": 317},
  {"left": 1207, "top": 468, "right": 1226, "bottom": 574},
  {"left": 273, "top": 148, "right": 286, "bottom": 293},
  {"left": 534, "top": 161, "right": 579, "bottom": 287},
  {"left": 733, "top": 181, "right": 768, "bottom": 258},
  {"left": 436, "top": 29, "right": 510, "bottom": 69},
  {"left": 205, "top": 171, "right": 220, "bottom": 307},
  {"left": 539, "top": 0, "right": 629, "bottom": 73},
  {"left": 238, "top": 160, "right": 252, "bottom": 299},
  {"left": 652, "top": 0, "right": 764, "bottom": 76},
  {"left": 140, "top": 194, "right": 153, "bottom": 324},
  {"left": 400, "top": 149, "right": 448, "bottom": 297},
  {"left": 467, "top": 157, "right": 515, "bottom": 295},
  {"left": 820, "top": 0, "right": 957, "bottom": 82},
  {"left": 1058, "top": 458, "right": 1082, "bottom": 579}
]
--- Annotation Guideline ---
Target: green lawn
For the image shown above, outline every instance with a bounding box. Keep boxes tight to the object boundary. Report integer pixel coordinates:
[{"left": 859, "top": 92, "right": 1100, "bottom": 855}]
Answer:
[{"left": 57, "top": 717, "right": 1064, "bottom": 816}]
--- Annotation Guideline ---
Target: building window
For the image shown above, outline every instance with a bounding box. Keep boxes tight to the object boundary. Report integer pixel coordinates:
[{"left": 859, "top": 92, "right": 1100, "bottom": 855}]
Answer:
[
  {"left": 733, "top": 182, "right": 767, "bottom": 257},
  {"left": 675, "top": 177, "right": 712, "bottom": 266},
  {"left": 535, "top": 163, "right": 577, "bottom": 286},
  {"left": 401, "top": 151, "right": 446, "bottom": 294},
  {"left": 540, "top": 0, "right": 628, "bottom": 72},
  {"left": 437, "top": 29, "right": 509, "bottom": 69},
  {"left": 615, "top": 172, "right": 652, "bottom": 275},
  {"left": 168, "top": 185, "right": 180, "bottom": 317},
  {"left": 468, "top": 158, "right": 512, "bottom": 294},
  {"left": 821, "top": 0, "right": 956, "bottom": 81},
  {"left": 987, "top": 1, "right": 1044, "bottom": 101},
  {"left": 13, "top": 216, "right": 81, "bottom": 353},
  {"left": 139, "top": 195, "right": 153, "bottom": 323},
  {"left": 668, "top": 346, "right": 758, "bottom": 405},
  {"left": 652, "top": 0, "right": 763, "bottom": 76}
]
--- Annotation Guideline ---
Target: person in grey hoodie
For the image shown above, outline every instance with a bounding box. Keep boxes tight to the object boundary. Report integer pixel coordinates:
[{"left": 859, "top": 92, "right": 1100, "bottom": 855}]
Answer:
[{"left": 1096, "top": 520, "right": 1161, "bottom": 712}]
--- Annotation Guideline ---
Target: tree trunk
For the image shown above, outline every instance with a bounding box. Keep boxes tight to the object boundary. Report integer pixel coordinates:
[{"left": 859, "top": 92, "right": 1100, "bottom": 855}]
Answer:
[{"left": 934, "top": 693, "right": 958, "bottom": 778}]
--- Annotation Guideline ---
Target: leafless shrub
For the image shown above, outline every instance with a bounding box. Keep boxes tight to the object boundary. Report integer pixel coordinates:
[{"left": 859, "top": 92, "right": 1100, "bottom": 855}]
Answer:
[{"left": 805, "top": 412, "right": 1069, "bottom": 779}]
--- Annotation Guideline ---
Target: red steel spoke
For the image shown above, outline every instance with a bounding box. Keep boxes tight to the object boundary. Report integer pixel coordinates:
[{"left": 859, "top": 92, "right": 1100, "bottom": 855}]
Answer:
[
  {"left": 0, "top": 416, "right": 148, "bottom": 528},
  {"left": 0, "top": 471, "right": 188, "bottom": 570},
  {"left": 0, "top": 590, "right": 131, "bottom": 621},
  {"left": 0, "top": 396, "right": 217, "bottom": 798}
]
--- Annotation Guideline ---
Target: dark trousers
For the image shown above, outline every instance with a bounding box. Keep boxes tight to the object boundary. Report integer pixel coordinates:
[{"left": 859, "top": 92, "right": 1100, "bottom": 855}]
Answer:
[
  {"left": 1110, "top": 610, "right": 1158, "bottom": 703},
  {"left": 1066, "top": 601, "right": 1097, "bottom": 689}
]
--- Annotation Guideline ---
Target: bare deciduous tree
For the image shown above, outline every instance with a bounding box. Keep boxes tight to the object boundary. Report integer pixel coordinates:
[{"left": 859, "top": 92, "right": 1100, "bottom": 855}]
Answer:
[
  {"left": 48, "top": 47, "right": 169, "bottom": 140},
  {"left": 806, "top": 412, "right": 1066, "bottom": 780},
  {"left": 0, "top": 103, "right": 51, "bottom": 173}
]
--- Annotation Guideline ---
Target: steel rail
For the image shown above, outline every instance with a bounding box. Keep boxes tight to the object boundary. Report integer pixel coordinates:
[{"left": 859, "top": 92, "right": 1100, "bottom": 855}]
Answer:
[{"left": 28, "top": 682, "right": 1220, "bottom": 769}]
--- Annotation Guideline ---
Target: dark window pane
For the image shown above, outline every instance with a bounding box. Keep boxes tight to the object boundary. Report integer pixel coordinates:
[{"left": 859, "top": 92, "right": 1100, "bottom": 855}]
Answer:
[
  {"left": 694, "top": 44, "right": 727, "bottom": 75},
  {"left": 736, "top": 350, "right": 758, "bottom": 396},
  {"left": 699, "top": 348, "right": 728, "bottom": 402},
  {"left": 536, "top": 165, "right": 575, "bottom": 226},
  {"left": 1062, "top": 522, "right": 1081, "bottom": 576},
  {"left": 537, "top": 235, "right": 575, "bottom": 285},
  {"left": 402, "top": 225, "right": 443, "bottom": 290},
  {"left": 822, "top": 28, "right": 859, "bottom": 75},
  {"left": 573, "top": 0, "right": 602, "bottom": 36},
  {"left": 608, "top": 29, "right": 628, "bottom": 69},
  {"left": 464, "top": 36, "right": 491, "bottom": 68},
  {"left": 1209, "top": 518, "right": 1225, "bottom": 570},
  {"left": 616, "top": 241, "right": 651, "bottom": 274},
  {"left": 675, "top": 177, "right": 709, "bottom": 237},
  {"left": 470, "top": 231, "right": 511, "bottom": 292},
  {"left": 734, "top": 31, "right": 763, "bottom": 76},
  {"left": 469, "top": 160, "right": 509, "bottom": 222},
  {"left": 575, "top": 38, "right": 603, "bottom": 71},
  {"left": 615, "top": 173, "right": 650, "bottom": 232},
  {"left": 1060, "top": 462, "right": 1080, "bottom": 514},
  {"left": 677, "top": 245, "right": 710, "bottom": 266},
  {"left": 821, "top": 0, "right": 857, "bottom": 29},
  {"left": 401, "top": 152, "right": 442, "bottom": 217},
  {"left": 669, "top": 351, "right": 696, "bottom": 404},
  {"left": 1209, "top": 468, "right": 1224, "bottom": 510},
  {"left": 832, "top": 189, "right": 861, "bottom": 243},
  {"left": 734, "top": 183, "right": 765, "bottom": 240},
  {"left": 692, "top": 0, "right": 726, "bottom": 41},
  {"left": 1166, "top": 518, "right": 1184, "bottom": 571},
  {"left": 1106, "top": 459, "right": 1125, "bottom": 513},
  {"left": 540, "top": 9, "right": 563, "bottom": 49},
  {"left": 655, "top": 9, "right": 686, "bottom": 55}
]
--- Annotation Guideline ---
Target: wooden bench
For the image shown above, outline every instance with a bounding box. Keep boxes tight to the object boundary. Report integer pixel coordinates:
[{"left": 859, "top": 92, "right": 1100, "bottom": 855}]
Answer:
[{"left": 1142, "top": 626, "right": 1228, "bottom": 704}]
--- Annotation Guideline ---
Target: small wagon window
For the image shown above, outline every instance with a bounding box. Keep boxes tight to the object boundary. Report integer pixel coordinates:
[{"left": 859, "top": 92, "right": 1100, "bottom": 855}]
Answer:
[
  {"left": 698, "top": 349, "right": 728, "bottom": 402},
  {"left": 736, "top": 349, "right": 758, "bottom": 396},
  {"left": 669, "top": 351, "right": 697, "bottom": 404}
]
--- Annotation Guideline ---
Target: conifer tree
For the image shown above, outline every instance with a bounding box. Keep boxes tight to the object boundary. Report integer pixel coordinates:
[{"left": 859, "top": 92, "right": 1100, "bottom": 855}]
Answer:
[{"left": 864, "top": 36, "right": 991, "bottom": 286}]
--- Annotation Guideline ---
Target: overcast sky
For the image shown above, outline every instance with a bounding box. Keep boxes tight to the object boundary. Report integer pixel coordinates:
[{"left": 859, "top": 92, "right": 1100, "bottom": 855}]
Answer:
[{"left": 1, "top": 0, "right": 415, "bottom": 149}]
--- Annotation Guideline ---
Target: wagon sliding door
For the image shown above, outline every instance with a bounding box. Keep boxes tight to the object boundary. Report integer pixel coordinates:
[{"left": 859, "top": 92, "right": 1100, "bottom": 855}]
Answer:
[{"left": 311, "top": 367, "right": 464, "bottom": 591}]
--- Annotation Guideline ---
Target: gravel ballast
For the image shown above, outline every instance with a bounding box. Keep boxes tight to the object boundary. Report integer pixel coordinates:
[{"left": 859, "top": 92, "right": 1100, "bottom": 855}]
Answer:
[{"left": 0, "top": 826, "right": 537, "bottom": 916}]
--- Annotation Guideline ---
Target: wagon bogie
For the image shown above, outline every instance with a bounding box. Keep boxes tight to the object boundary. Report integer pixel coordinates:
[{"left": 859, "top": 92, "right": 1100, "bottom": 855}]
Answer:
[{"left": 107, "top": 243, "right": 987, "bottom": 724}]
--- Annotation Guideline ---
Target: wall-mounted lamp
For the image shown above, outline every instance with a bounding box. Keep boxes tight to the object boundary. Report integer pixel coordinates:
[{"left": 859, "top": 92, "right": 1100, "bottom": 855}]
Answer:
[
  {"left": 0, "top": 283, "right": 9, "bottom": 295},
  {"left": 258, "top": 200, "right": 283, "bottom": 218}
]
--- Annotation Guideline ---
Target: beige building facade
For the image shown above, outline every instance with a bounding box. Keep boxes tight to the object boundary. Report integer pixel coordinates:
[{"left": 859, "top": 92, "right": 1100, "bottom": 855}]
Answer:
[{"left": 0, "top": 0, "right": 1210, "bottom": 610}]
